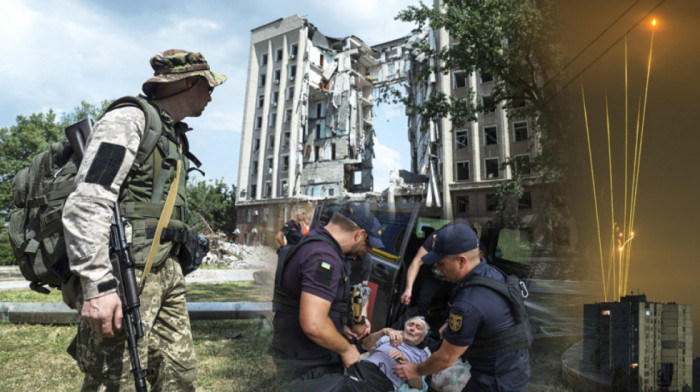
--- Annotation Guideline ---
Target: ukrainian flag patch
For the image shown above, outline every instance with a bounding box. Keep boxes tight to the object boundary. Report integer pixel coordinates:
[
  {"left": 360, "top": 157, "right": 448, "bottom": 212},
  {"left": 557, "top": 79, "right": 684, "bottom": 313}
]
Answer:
[{"left": 314, "top": 260, "right": 333, "bottom": 287}]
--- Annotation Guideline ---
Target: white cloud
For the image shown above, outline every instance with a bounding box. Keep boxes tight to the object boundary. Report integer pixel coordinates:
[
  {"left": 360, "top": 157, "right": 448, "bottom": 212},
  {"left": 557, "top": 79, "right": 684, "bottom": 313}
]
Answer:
[{"left": 372, "top": 137, "right": 403, "bottom": 192}]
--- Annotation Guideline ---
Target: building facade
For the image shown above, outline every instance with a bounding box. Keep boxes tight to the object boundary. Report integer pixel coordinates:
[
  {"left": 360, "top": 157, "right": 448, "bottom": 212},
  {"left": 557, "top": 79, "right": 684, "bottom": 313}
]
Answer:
[
  {"left": 235, "top": 12, "right": 562, "bottom": 251},
  {"left": 583, "top": 295, "right": 693, "bottom": 391}
]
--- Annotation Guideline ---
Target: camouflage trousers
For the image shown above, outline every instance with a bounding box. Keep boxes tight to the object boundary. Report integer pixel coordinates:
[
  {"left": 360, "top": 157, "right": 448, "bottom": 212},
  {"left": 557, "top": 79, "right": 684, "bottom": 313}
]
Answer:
[{"left": 72, "top": 256, "right": 197, "bottom": 391}]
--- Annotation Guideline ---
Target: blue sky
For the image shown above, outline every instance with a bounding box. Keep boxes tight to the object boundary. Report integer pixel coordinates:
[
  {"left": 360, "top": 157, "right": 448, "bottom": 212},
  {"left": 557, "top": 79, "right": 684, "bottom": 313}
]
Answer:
[{"left": 0, "top": 0, "right": 418, "bottom": 190}]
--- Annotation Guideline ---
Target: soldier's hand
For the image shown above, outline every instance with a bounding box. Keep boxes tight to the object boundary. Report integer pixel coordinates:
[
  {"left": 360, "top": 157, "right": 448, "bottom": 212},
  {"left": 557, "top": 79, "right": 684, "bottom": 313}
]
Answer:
[
  {"left": 400, "top": 289, "right": 412, "bottom": 305},
  {"left": 343, "top": 325, "right": 359, "bottom": 340},
  {"left": 81, "top": 292, "right": 122, "bottom": 338},
  {"left": 340, "top": 344, "right": 361, "bottom": 367},
  {"left": 439, "top": 322, "right": 448, "bottom": 340}
]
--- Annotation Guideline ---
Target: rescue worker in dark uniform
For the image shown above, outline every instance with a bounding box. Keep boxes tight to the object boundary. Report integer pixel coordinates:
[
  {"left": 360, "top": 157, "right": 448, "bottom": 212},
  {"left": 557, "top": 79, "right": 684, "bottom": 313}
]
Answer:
[
  {"left": 272, "top": 202, "right": 383, "bottom": 385},
  {"left": 392, "top": 223, "right": 530, "bottom": 391},
  {"left": 276, "top": 210, "right": 306, "bottom": 248}
]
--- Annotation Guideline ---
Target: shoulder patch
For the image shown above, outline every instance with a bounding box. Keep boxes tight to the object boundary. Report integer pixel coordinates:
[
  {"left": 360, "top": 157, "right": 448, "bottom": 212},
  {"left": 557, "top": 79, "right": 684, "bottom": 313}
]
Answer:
[
  {"left": 85, "top": 142, "right": 126, "bottom": 186},
  {"left": 313, "top": 260, "right": 333, "bottom": 287},
  {"left": 449, "top": 312, "right": 463, "bottom": 332}
]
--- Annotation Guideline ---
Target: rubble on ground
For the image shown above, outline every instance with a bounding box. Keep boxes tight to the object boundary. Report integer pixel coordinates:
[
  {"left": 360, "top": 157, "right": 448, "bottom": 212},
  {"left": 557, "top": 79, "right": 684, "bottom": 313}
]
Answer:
[{"left": 202, "top": 232, "right": 277, "bottom": 273}]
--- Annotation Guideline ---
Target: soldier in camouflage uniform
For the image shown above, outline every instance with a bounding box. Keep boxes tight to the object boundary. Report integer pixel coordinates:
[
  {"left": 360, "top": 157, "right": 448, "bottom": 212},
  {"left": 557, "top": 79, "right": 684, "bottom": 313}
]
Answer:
[{"left": 62, "top": 49, "right": 226, "bottom": 391}]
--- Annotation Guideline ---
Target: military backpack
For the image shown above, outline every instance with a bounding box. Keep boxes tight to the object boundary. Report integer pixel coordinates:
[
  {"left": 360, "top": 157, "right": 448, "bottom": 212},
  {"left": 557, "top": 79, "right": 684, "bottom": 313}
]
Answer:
[{"left": 7, "top": 96, "right": 165, "bottom": 294}]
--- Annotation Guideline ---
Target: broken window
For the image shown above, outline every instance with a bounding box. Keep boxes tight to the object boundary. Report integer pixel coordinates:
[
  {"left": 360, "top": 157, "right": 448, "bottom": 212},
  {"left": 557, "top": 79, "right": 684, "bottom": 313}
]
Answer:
[
  {"left": 486, "top": 193, "right": 498, "bottom": 212},
  {"left": 289, "top": 43, "right": 298, "bottom": 59},
  {"left": 484, "top": 125, "right": 498, "bottom": 145},
  {"left": 288, "top": 64, "right": 296, "bottom": 80},
  {"left": 261, "top": 53, "right": 268, "bottom": 66},
  {"left": 250, "top": 184, "right": 257, "bottom": 199},
  {"left": 513, "top": 121, "right": 528, "bottom": 142},
  {"left": 251, "top": 160, "right": 258, "bottom": 174},
  {"left": 314, "top": 146, "right": 320, "bottom": 162},
  {"left": 264, "top": 182, "right": 272, "bottom": 198},
  {"left": 255, "top": 116, "right": 262, "bottom": 129},
  {"left": 257, "top": 95, "right": 264, "bottom": 108},
  {"left": 275, "top": 48, "right": 283, "bottom": 62},
  {"left": 480, "top": 72, "right": 493, "bottom": 83},
  {"left": 328, "top": 188, "right": 334, "bottom": 196},
  {"left": 331, "top": 143, "right": 336, "bottom": 160},
  {"left": 518, "top": 191, "right": 532, "bottom": 210},
  {"left": 273, "top": 69, "right": 281, "bottom": 84},
  {"left": 267, "top": 134, "right": 274, "bottom": 150},
  {"left": 286, "top": 86, "right": 294, "bottom": 100},
  {"left": 259, "top": 74, "right": 266, "bottom": 87},
  {"left": 315, "top": 123, "right": 322, "bottom": 139},
  {"left": 481, "top": 95, "right": 496, "bottom": 112},
  {"left": 514, "top": 154, "right": 531, "bottom": 175},
  {"left": 272, "top": 91, "right": 279, "bottom": 106},
  {"left": 254, "top": 138, "right": 260, "bottom": 152},
  {"left": 280, "top": 180, "right": 288, "bottom": 195},
  {"left": 281, "top": 155, "right": 289, "bottom": 172},
  {"left": 455, "top": 130, "right": 468, "bottom": 149},
  {"left": 484, "top": 158, "right": 499, "bottom": 179},
  {"left": 316, "top": 103, "right": 323, "bottom": 118},
  {"left": 455, "top": 161, "right": 470, "bottom": 181},
  {"left": 456, "top": 196, "right": 469, "bottom": 213},
  {"left": 269, "top": 112, "right": 276, "bottom": 127},
  {"left": 453, "top": 70, "right": 467, "bottom": 89},
  {"left": 283, "top": 131, "right": 290, "bottom": 146},
  {"left": 284, "top": 109, "right": 292, "bottom": 123},
  {"left": 267, "top": 158, "right": 274, "bottom": 174}
]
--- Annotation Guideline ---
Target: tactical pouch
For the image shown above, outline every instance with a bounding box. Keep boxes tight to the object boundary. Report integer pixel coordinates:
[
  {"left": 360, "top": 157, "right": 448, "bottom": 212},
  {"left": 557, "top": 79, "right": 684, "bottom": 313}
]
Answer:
[{"left": 147, "top": 227, "right": 208, "bottom": 276}]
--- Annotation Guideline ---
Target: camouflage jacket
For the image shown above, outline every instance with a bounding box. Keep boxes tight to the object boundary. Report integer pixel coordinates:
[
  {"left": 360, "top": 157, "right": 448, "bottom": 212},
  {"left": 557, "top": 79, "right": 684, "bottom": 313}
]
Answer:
[{"left": 62, "top": 104, "right": 189, "bottom": 300}]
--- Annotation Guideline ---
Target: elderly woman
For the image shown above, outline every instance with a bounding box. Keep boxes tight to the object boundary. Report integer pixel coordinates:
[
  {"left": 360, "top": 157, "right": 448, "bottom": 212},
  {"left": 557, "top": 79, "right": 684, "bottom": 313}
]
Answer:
[
  {"left": 285, "top": 316, "right": 430, "bottom": 392},
  {"left": 360, "top": 316, "right": 430, "bottom": 390}
]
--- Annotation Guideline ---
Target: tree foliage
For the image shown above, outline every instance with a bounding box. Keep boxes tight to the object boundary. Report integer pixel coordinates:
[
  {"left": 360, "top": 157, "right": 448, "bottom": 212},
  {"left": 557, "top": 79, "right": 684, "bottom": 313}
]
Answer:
[
  {"left": 393, "top": 0, "right": 563, "bottom": 131},
  {"left": 388, "top": 0, "right": 570, "bottom": 239},
  {"left": 0, "top": 100, "right": 111, "bottom": 218},
  {"left": 186, "top": 179, "right": 237, "bottom": 237}
]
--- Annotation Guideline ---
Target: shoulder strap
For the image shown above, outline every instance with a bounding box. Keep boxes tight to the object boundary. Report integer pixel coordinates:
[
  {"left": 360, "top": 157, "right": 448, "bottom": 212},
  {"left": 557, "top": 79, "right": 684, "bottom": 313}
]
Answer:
[{"left": 104, "top": 96, "right": 163, "bottom": 169}]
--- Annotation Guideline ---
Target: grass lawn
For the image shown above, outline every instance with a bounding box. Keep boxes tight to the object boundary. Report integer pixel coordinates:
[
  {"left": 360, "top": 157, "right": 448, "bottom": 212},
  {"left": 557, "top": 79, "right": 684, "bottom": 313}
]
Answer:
[{"left": 0, "top": 282, "right": 278, "bottom": 392}]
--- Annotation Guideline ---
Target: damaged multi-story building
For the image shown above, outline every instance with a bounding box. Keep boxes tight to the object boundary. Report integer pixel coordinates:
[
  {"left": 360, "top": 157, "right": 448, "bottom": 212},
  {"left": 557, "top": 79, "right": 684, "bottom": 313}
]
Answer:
[{"left": 235, "top": 13, "right": 561, "bottom": 251}]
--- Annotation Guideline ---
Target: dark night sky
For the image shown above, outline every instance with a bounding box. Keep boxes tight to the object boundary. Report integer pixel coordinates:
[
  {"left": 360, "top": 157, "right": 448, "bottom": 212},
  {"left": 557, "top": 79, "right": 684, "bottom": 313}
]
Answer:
[{"left": 554, "top": 0, "right": 700, "bottom": 354}]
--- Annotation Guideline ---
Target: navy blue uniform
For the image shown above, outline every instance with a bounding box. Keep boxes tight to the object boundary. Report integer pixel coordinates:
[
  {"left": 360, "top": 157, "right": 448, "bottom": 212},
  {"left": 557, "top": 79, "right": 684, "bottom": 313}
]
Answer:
[
  {"left": 444, "top": 261, "right": 530, "bottom": 392},
  {"left": 414, "top": 236, "right": 456, "bottom": 316},
  {"left": 280, "top": 219, "right": 303, "bottom": 245},
  {"left": 272, "top": 226, "right": 348, "bottom": 381}
]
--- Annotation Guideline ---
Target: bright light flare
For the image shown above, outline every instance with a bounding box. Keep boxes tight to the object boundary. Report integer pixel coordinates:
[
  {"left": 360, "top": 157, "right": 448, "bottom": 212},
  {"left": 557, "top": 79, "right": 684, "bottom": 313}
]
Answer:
[{"left": 652, "top": 18, "right": 657, "bottom": 27}]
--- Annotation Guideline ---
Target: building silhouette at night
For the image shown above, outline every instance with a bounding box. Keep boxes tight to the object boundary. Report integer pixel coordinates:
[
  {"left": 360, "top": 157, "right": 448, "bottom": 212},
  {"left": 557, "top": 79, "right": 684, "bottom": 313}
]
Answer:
[{"left": 583, "top": 294, "right": 693, "bottom": 391}]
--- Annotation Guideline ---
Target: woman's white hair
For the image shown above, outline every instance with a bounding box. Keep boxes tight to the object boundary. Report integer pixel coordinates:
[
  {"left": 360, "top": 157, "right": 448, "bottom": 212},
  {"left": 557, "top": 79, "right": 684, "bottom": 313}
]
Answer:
[{"left": 405, "top": 316, "right": 430, "bottom": 338}]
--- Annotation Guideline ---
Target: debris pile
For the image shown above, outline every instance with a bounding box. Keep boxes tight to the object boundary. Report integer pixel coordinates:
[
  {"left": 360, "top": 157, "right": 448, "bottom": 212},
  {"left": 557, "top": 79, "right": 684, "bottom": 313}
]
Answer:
[{"left": 202, "top": 232, "right": 277, "bottom": 273}]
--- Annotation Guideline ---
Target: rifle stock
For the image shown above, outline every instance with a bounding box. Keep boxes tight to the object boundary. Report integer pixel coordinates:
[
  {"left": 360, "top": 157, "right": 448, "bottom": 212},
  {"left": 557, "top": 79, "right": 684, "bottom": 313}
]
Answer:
[{"left": 65, "top": 121, "right": 152, "bottom": 391}]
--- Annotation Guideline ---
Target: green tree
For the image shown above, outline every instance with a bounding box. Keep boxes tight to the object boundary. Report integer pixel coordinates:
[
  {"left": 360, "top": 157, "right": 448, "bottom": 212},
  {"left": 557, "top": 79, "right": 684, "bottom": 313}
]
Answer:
[
  {"left": 0, "top": 100, "right": 110, "bottom": 218},
  {"left": 186, "top": 179, "right": 237, "bottom": 237},
  {"left": 0, "top": 101, "right": 111, "bottom": 265},
  {"left": 388, "top": 0, "right": 569, "bottom": 248}
]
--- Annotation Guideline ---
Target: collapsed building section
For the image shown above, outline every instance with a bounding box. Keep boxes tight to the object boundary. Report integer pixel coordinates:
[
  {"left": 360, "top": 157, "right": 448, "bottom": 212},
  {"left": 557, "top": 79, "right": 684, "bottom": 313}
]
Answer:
[
  {"left": 236, "top": 13, "right": 572, "bottom": 254},
  {"left": 236, "top": 15, "right": 379, "bottom": 245}
]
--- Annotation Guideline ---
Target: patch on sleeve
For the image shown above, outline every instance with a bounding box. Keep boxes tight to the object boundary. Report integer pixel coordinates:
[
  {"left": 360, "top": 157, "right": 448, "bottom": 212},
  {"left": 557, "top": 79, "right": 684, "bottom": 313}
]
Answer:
[
  {"left": 313, "top": 260, "right": 333, "bottom": 287},
  {"left": 449, "top": 312, "right": 463, "bottom": 332},
  {"left": 85, "top": 142, "right": 126, "bottom": 186}
]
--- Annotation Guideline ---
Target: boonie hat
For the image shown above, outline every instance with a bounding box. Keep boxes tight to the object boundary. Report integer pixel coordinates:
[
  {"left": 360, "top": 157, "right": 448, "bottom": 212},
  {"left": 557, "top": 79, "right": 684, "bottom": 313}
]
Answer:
[
  {"left": 338, "top": 202, "right": 384, "bottom": 249},
  {"left": 142, "top": 49, "right": 227, "bottom": 96},
  {"left": 421, "top": 223, "right": 478, "bottom": 265}
]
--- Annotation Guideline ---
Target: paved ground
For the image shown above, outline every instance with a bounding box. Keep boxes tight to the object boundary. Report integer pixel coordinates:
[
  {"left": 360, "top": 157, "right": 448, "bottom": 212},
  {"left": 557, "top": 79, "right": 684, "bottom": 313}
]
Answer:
[{"left": 0, "top": 244, "right": 278, "bottom": 291}]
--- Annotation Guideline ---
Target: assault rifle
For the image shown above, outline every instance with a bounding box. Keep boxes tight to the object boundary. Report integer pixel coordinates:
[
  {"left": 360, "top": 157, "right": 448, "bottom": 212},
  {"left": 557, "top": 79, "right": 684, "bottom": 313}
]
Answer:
[{"left": 65, "top": 119, "right": 152, "bottom": 392}]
